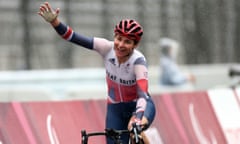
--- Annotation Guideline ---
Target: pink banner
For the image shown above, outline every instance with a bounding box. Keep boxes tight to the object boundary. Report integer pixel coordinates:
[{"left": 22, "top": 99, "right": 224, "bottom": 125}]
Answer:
[
  {"left": 151, "top": 91, "right": 227, "bottom": 144},
  {"left": 0, "top": 90, "right": 230, "bottom": 144}
]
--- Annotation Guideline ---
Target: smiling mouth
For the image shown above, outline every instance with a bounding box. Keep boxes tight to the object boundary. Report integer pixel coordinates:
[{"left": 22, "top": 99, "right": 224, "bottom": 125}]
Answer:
[
  {"left": 118, "top": 49, "right": 125, "bottom": 53},
  {"left": 116, "top": 47, "right": 125, "bottom": 53}
]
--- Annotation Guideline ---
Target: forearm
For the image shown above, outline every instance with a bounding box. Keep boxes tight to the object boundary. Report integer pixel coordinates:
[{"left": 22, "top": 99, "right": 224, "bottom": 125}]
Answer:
[
  {"left": 135, "top": 97, "right": 146, "bottom": 120},
  {"left": 52, "top": 21, "right": 94, "bottom": 49},
  {"left": 135, "top": 87, "right": 149, "bottom": 119}
]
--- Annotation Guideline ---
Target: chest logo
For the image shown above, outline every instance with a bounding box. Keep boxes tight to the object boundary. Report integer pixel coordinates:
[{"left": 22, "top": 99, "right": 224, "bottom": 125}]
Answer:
[
  {"left": 108, "top": 58, "right": 116, "bottom": 66},
  {"left": 125, "top": 63, "right": 130, "bottom": 73}
]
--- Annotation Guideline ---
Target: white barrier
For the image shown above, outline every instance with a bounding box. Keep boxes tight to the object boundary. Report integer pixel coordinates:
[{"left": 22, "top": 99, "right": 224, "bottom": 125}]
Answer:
[{"left": 0, "top": 64, "right": 235, "bottom": 101}]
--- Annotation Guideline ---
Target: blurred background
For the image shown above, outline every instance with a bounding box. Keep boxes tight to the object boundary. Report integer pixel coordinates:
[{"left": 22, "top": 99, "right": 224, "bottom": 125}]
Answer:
[
  {"left": 1, "top": 0, "right": 240, "bottom": 70},
  {"left": 0, "top": 0, "right": 240, "bottom": 100}
]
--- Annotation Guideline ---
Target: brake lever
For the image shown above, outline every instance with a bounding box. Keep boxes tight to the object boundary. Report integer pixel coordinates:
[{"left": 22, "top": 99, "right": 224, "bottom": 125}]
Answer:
[{"left": 132, "top": 123, "right": 142, "bottom": 143}]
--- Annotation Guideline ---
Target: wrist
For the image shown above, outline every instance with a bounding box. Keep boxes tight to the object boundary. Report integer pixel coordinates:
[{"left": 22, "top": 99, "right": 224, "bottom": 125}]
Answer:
[{"left": 50, "top": 18, "right": 60, "bottom": 27}]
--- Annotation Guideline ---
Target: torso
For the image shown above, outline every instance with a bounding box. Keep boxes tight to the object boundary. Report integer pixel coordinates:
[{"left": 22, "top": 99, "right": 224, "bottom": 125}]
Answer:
[{"left": 93, "top": 37, "right": 147, "bottom": 103}]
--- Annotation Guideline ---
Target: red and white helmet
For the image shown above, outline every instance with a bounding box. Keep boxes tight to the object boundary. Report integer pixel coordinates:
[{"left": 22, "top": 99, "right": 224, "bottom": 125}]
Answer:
[{"left": 114, "top": 19, "right": 143, "bottom": 43}]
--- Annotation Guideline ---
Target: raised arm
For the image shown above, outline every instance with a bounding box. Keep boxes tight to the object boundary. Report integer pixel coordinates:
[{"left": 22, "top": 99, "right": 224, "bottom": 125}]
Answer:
[{"left": 38, "top": 2, "right": 94, "bottom": 50}]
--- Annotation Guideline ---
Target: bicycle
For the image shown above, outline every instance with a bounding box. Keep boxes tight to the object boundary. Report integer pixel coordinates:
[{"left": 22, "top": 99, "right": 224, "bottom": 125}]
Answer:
[{"left": 81, "top": 123, "right": 146, "bottom": 144}]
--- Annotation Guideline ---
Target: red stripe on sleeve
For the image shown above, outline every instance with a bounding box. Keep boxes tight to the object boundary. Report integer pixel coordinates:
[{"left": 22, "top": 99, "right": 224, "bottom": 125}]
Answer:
[
  {"left": 62, "top": 27, "right": 73, "bottom": 40},
  {"left": 137, "top": 79, "right": 148, "bottom": 92}
]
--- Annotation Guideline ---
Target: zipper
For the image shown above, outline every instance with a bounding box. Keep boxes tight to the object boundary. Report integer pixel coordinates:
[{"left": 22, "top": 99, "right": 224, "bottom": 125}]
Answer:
[{"left": 117, "top": 63, "right": 123, "bottom": 102}]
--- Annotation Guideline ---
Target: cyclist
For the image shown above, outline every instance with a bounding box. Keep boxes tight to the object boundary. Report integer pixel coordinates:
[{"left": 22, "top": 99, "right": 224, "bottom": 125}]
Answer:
[{"left": 38, "top": 2, "right": 156, "bottom": 144}]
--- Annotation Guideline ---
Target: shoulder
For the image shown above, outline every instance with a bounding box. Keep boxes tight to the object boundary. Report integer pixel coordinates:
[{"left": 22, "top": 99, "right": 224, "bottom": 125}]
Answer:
[
  {"left": 93, "top": 37, "right": 114, "bottom": 56},
  {"left": 133, "top": 49, "right": 145, "bottom": 59},
  {"left": 93, "top": 37, "right": 113, "bottom": 49},
  {"left": 132, "top": 50, "right": 147, "bottom": 66}
]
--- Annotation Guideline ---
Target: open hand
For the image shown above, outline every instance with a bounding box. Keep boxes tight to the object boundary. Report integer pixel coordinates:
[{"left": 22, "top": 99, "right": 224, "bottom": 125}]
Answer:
[{"left": 38, "top": 2, "right": 60, "bottom": 23}]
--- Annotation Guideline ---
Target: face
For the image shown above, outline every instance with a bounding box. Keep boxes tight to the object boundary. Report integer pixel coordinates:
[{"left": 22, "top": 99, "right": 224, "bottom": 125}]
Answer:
[{"left": 114, "top": 34, "right": 137, "bottom": 60}]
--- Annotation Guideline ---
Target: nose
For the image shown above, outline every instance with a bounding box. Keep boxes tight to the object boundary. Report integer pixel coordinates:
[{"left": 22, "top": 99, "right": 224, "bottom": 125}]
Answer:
[{"left": 118, "top": 41, "right": 125, "bottom": 48}]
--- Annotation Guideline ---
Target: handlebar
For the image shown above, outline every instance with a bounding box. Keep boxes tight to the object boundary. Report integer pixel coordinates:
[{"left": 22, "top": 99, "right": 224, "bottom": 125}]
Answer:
[{"left": 81, "top": 123, "right": 147, "bottom": 144}]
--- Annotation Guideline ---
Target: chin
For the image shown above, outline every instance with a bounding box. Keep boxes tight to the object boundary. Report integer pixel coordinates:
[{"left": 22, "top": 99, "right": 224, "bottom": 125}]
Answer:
[
  {"left": 115, "top": 52, "right": 123, "bottom": 57},
  {"left": 117, "top": 53, "right": 127, "bottom": 58}
]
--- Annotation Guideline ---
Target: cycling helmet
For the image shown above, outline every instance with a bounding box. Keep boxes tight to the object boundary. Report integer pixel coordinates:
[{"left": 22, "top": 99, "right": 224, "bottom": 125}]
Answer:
[{"left": 114, "top": 19, "right": 143, "bottom": 43}]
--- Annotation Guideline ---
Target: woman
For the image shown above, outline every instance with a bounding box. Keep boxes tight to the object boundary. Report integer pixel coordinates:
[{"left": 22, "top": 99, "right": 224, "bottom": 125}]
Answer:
[{"left": 38, "top": 2, "right": 156, "bottom": 143}]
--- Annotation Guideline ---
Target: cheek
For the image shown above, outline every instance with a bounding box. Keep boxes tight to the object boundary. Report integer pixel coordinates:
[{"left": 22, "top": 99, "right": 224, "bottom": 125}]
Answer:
[
  {"left": 127, "top": 46, "right": 135, "bottom": 51},
  {"left": 127, "top": 47, "right": 134, "bottom": 52},
  {"left": 114, "top": 40, "right": 119, "bottom": 47}
]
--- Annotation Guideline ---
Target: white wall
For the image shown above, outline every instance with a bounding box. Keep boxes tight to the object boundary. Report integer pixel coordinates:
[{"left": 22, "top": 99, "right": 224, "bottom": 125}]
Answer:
[{"left": 0, "top": 64, "right": 237, "bottom": 102}]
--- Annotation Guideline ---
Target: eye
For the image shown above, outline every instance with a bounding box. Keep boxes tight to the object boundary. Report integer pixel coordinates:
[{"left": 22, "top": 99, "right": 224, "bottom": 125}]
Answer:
[
  {"left": 117, "top": 37, "right": 122, "bottom": 41},
  {"left": 115, "top": 35, "right": 122, "bottom": 41},
  {"left": 125, "top": 39, "right": 132, "bottom": 44}
]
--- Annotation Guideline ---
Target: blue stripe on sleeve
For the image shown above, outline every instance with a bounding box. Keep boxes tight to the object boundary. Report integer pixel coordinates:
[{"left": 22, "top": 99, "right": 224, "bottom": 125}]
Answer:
[
  {"left": 134, "top": 57, "right": 147, "bottom": 66},
  {"left": 54, "top": 22, "right": 94, "bottom": 50},
  {"left": 71, "top": 33, "right": 93, "bottom": 50},
  {"left": 54, "top": 22, "right": 67, "bottom": 35}
]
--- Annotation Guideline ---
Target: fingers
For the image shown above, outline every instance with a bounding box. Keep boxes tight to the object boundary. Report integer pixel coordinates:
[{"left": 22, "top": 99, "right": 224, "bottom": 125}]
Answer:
[
  {"left": 38, "top": 2, "right": 60, "bottom": 19},
  {"left": 38, "top": 2, "right": 54, "bottom": 14},
  {"left": 45, "top": 2, "right": 52, "bottom": 12},
  {"left": 128, "top": 116, "right": 149, "bottom": 131},
  {"left": 128, "top": 116, "right": 136, "bottom": 130},
  {"left": 39, "top": 3, "right": 49, "bottom": 12},
  {"left": 55, "top": 8, "right": 60, "bottom": 15},
  {"left": 38, "top": 4, "right": 47, "bottom": 16}
]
